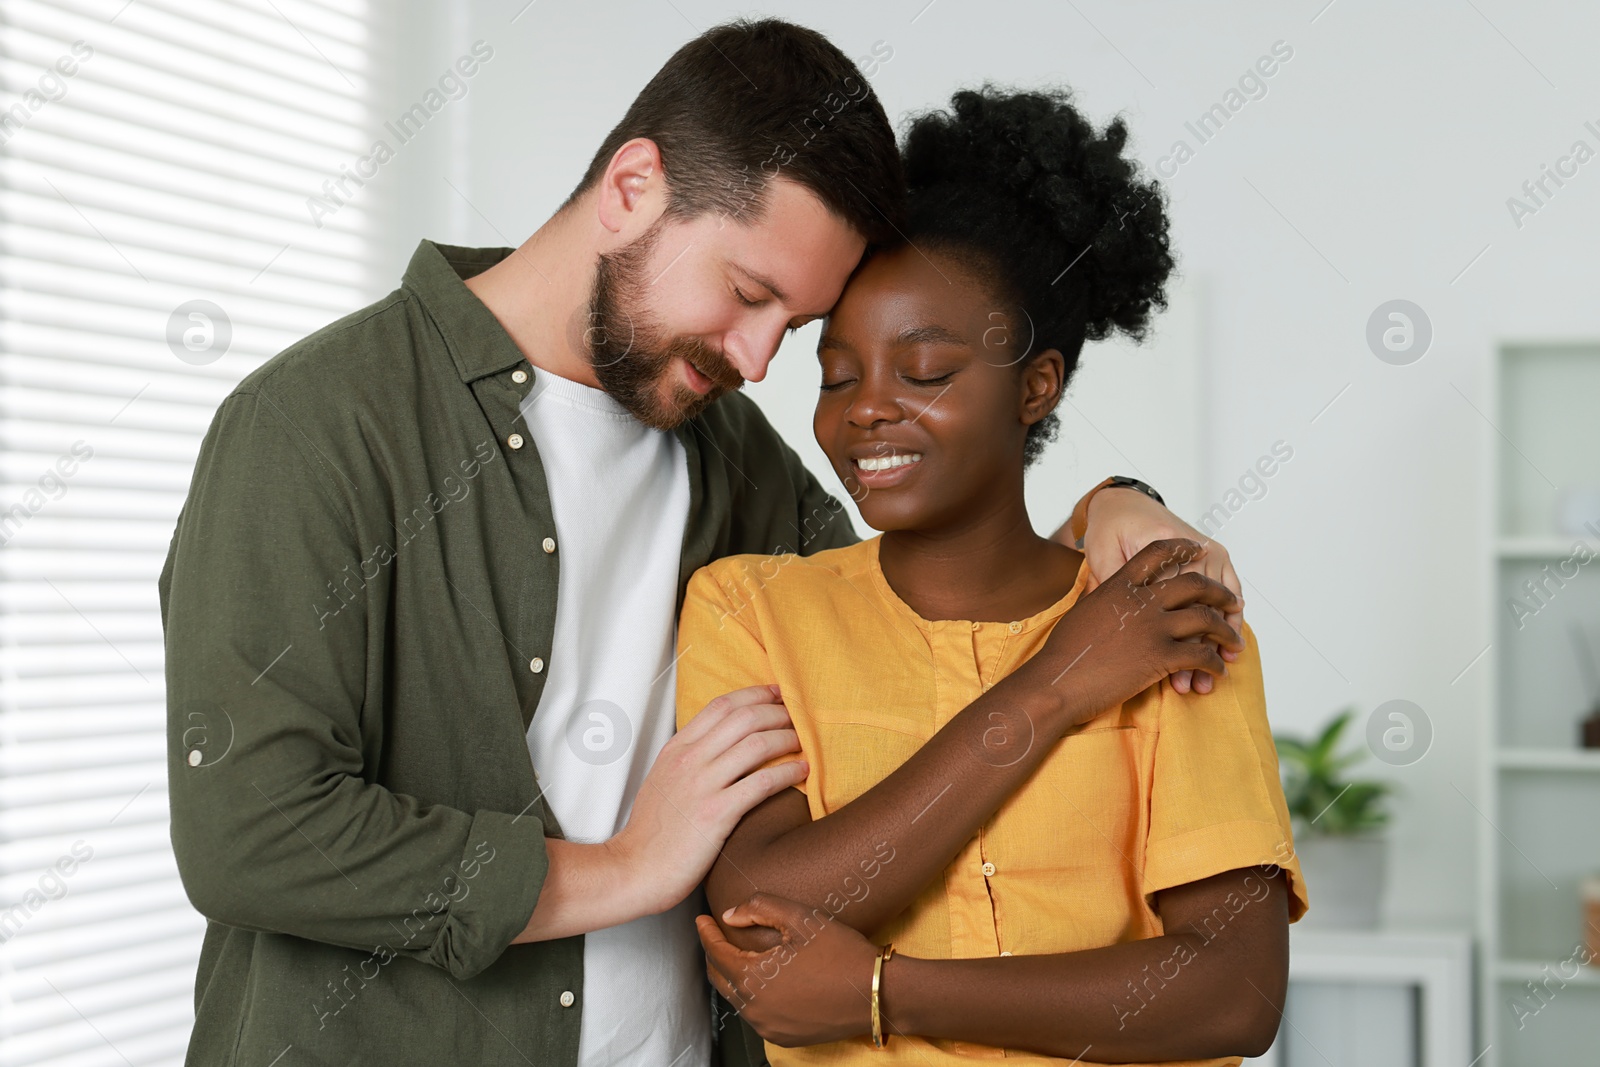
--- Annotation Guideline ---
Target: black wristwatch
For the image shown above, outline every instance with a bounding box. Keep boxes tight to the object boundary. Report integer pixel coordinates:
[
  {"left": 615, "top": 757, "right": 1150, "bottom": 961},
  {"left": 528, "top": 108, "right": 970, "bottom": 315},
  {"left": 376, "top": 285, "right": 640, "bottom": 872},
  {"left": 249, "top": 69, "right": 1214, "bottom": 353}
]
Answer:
[
  {"left": 1105, "top": 475, "right": 1164, "bottom": 505},
  {"left": 1070, "top": 475, "right": 1167, "bottom": 549}
]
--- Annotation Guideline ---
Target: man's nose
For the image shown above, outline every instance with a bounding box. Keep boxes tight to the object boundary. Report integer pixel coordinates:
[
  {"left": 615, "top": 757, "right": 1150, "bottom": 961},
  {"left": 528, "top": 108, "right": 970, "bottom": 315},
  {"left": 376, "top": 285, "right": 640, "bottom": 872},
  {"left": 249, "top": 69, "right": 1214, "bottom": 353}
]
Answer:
[{"left": 722, "top": 320, "right": 789, "bottom": 383}]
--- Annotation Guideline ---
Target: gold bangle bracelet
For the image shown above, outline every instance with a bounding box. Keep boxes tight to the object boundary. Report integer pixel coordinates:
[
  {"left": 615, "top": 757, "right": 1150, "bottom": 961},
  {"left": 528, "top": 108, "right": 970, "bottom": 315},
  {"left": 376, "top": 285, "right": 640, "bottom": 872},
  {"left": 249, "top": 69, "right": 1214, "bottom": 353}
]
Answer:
[{"left": 871, "top": 943, "right": 895, "bottom": 1049}]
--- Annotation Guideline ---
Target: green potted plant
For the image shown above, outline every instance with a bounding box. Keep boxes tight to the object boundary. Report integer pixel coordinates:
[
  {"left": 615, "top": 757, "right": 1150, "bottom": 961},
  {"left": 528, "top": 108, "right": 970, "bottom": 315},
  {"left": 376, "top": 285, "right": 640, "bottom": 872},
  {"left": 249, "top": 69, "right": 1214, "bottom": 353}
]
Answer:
[{"left": 1275, "top": 707, "right": 1393, "bottom": 929}]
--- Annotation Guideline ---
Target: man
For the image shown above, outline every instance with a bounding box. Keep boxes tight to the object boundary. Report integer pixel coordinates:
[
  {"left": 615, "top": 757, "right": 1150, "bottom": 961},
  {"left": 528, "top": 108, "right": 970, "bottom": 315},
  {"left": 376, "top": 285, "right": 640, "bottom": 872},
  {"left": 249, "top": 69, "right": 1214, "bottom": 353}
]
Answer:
[{"left": 159, "top": 17, "right": 1237, "bottom": 1067}]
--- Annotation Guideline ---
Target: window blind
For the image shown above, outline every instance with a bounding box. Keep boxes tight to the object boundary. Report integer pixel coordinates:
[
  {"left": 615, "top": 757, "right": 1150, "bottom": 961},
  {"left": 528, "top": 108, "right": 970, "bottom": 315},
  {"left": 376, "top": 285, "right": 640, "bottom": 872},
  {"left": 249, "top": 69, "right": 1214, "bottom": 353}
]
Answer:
[{"left": 0, "top": 1, "right": 384, "bottom": 1062}]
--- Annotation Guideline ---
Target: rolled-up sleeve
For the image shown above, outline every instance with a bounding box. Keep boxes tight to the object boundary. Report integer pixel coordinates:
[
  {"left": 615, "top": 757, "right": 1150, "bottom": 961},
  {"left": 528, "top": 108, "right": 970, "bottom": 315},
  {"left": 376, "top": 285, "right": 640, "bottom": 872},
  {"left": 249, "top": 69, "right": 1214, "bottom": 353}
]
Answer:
[
  {"left": 1142, "top": 622, "right": 1310, "bottom": 921},
  {"left": 160, "top": 390, "right": 548, "bottom": 980}
]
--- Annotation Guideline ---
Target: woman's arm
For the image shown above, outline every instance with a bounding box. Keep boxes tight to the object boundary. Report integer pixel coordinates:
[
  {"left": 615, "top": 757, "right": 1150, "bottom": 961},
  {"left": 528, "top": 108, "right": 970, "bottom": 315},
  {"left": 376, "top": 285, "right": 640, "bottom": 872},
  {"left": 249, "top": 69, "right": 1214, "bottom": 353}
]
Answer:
[
  {"left": 698, "top": 865, "right": 1290, "bottom": 1061},
  {"left": 884, "top": 866, "right": 1289, "bottom": 1060},
  {"left": 705, "top": 539, "right": 1243, "bottom": 951}
]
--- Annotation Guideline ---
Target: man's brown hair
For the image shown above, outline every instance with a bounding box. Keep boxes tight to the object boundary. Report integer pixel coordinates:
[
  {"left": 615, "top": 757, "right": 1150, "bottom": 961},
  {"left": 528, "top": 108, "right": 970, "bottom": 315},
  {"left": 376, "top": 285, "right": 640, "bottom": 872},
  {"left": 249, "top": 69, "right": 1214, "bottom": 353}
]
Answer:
[{"left": 564, "top": 18, "right": 906, "bottom": 245}]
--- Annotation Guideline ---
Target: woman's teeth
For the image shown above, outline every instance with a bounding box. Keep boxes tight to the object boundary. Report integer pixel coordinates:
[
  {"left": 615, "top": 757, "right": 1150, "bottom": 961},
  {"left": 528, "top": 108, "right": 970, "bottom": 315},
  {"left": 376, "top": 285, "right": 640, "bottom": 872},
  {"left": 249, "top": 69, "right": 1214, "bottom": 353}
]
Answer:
[{"left": 855, "top": 453, "right": 923, "bottom": 472}]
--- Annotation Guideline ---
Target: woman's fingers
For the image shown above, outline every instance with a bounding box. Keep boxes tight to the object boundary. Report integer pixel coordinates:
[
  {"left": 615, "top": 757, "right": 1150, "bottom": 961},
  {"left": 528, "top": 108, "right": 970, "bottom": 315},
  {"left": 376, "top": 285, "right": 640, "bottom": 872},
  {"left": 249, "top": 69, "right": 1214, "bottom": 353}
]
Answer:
[
  {"left": 1187, "top": 543, "right": 1245, "bottom": 663},
  {"left": 720, "top": 892, "right": 807, "bottom": 936},
  {"left": 1220, "top": 555, "right": 1243, "bottom": 661},
  {"left": 697, "top": 915, "right": 755, "bottom": 1001},
  {"left": 1117, "top": 538, "right": 1207, "bottom": 588},
  {"left": 705, "top": 958, "right": 738, "bottom": 1004},
  {"left": 697, "top": 914, "right": 771, "bottom": 967},
  {"left": 1170, "top": 635, "right": 1228, "bottom": 679},
  {"left": 1155, "top": 569, "right": 1244, "bottom": 614},
  {"left": 1170, "top": 603, "right": 1244, "bottom": 652}
]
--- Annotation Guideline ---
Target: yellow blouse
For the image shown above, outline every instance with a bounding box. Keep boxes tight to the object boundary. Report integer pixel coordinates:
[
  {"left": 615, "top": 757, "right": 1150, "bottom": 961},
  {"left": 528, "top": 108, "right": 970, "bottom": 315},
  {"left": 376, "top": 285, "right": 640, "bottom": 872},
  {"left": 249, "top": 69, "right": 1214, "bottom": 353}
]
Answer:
[{"left": 676, "top": 536, "right": 1309, "bottom": 1067}]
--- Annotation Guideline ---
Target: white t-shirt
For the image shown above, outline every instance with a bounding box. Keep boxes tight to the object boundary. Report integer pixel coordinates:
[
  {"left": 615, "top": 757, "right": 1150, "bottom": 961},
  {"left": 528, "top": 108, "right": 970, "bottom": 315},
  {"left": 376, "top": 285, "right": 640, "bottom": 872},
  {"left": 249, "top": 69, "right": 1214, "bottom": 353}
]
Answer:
[{"left": 519, "top": 368, "right": 707, "bottom": 1067}]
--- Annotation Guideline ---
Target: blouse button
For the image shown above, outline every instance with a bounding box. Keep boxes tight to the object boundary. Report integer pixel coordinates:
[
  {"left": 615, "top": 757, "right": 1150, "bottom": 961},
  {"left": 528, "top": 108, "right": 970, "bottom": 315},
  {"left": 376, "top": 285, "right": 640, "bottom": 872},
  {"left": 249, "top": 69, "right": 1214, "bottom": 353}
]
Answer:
[
  {"left": 512, "top": 368, "right": 528, "bottom": 384},
  {"left": 508, "top": 433, "right": 525, "bottom": 450},
  {"left": 982, "top": 861, "right": 997, "bottom": 877},
  {"left": 1008, "top": 621, "right": 1022, "bottom": 634},
  {"left": 970, "top": 621, "right": 980, "bottom": 631},
  {"left": 530, "top": 657, "right": 545, "bottom": 674},
  {"left": 1000, "top": 950, "right": 1014, "bottom": 957},
  {"left": 542, "top": 537, "right": 556, "bottom": 554},
  {"left": 559, "top": 990, "right": 575, "bottom": 1007}
]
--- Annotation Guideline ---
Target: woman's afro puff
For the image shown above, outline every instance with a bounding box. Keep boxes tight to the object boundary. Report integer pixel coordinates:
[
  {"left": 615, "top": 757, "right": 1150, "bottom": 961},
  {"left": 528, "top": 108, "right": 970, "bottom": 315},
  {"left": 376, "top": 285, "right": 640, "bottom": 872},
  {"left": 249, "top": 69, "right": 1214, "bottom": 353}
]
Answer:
[{"left": 898, "top": 86, "right": 1176, "bottom": 463}]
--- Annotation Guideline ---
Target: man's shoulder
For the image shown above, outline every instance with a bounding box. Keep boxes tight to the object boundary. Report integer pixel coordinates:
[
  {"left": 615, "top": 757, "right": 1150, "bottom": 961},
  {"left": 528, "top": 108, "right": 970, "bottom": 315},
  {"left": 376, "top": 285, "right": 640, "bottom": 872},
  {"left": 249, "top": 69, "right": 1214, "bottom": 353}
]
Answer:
[{"left": 230, "top": 287, "right": 421, "bottom": 408}]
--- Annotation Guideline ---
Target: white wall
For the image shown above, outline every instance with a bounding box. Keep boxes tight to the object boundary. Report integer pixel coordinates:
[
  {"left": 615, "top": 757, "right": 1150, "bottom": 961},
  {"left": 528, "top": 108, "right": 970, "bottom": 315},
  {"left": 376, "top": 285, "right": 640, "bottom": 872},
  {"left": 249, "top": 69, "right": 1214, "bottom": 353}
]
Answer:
[{"left": 368, "top": 0, "right": 1600, "bottom": 936}]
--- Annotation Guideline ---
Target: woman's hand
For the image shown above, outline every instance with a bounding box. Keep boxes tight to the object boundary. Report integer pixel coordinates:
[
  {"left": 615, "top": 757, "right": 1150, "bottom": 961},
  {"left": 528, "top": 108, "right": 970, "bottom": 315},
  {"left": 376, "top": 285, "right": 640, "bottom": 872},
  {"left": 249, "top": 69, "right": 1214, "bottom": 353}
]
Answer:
[
  {"left": 1075, "top": 487, "right": 1243, "bottom": 694},
  {"left": 696, "top": 893, "right": 879, "bottom": 1048},
  {"left": 1045, "top": 538, "right": 1244, "bottom": 730}
]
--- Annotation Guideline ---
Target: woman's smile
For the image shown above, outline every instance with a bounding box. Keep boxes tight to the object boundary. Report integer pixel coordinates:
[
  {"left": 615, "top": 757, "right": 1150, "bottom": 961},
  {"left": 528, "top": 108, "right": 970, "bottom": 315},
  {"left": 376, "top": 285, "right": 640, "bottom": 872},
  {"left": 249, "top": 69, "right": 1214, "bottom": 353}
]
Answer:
[{"left": 850, "top": 449, "right": 925, "bottom": 488}]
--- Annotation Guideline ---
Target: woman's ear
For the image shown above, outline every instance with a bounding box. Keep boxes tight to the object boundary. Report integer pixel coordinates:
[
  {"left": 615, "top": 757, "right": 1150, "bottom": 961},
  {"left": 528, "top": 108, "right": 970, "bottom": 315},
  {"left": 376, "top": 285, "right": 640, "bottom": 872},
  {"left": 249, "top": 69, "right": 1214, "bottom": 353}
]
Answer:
[{"left": 1019, "top": 348, "right": 1065, "bottom": 427}]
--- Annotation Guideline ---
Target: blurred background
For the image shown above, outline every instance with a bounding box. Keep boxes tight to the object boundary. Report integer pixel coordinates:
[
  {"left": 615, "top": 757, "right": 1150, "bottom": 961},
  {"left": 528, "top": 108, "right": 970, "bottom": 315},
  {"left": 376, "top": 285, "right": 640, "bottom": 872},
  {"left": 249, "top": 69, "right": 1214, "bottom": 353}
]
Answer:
[{"left": 2, "top": 0, "right": 1598, "bottom": 1064}]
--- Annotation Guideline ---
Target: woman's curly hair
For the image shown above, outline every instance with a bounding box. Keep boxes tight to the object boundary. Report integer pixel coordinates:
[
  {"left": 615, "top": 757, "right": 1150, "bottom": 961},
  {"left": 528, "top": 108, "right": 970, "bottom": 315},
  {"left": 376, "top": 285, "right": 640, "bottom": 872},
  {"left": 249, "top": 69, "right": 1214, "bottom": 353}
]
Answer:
[{"left": 895, "top": 84, "right": 1175, "bottom": 466}]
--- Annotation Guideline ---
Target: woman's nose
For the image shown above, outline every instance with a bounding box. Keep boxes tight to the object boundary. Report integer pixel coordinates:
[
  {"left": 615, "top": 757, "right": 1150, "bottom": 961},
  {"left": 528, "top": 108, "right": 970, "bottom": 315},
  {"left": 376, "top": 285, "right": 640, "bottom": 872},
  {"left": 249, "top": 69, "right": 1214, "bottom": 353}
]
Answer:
[{"left": 846, "top": 376, "right": 901, "bottom": 427}]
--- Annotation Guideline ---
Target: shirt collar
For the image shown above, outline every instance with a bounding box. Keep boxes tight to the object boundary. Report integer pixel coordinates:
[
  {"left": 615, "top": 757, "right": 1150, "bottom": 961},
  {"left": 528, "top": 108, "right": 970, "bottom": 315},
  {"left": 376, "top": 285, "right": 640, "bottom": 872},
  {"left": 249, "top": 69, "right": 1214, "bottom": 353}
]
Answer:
[
  {"left": 401, "top": 239, "right": 536, "bottom": 385},
  {"left": 399, "top": 237, "right": 708, "bottom": 451}
]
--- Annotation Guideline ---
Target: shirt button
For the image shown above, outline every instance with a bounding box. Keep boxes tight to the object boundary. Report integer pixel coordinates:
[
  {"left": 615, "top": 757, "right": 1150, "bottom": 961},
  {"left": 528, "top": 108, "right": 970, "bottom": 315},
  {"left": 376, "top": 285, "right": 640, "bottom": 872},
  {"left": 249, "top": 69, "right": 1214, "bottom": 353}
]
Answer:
[
  {"left": 508, "top": 433, "right": 525, "bottom": 450},
  {"left": 559, "top": 990, "right": 574, "bottom": 1008},
  {"left": 512, "top": 368, "right": 528, "bottom": 384},
  {"left": 542, "top": 537, "right": 556, "bottom": 554},
  {"left": 186, "top": 749, "right": 202, "bottom": 767},
  {"left": 970, "top": 621, "right": 980, "bottom": 631},
  {"left": 530, "top": 657, "right": 545, "bottom": 674},
  {"left": 982, "top": 861, "right": 997, "bottom": 877},
  {"left": 1008, "top": 621, "right": 1022, "bottom": 634},
  {"left": 1000, "top": 950, "right": 1013, "bottom": 957}
]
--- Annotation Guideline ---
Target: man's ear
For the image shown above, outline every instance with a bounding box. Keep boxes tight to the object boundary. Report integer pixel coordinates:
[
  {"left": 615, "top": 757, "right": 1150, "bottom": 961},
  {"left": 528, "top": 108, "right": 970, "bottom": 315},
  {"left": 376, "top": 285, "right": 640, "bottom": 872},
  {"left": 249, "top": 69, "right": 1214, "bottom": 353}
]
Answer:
[
  {"left": 1019, "top": 348, "right": 1066, "bottom": 427},
  {"left": 595, "top": 137, "right": 666, "bottom": 236}
]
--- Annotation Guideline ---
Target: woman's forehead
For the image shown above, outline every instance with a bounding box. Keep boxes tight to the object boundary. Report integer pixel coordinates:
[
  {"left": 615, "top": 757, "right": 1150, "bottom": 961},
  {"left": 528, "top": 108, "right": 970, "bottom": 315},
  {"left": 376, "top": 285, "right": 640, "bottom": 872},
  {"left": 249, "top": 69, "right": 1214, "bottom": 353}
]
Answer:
[{"left": 827, "top": 247, "right": 993, "bottom": 341}]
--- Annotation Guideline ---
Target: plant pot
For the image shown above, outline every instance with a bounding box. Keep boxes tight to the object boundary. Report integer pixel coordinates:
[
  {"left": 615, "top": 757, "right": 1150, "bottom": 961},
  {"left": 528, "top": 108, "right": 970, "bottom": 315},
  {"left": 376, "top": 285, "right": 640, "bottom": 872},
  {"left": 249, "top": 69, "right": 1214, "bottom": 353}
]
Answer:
[{"left": 1294, "top": 833, "right": 1388, "bottom": 929}]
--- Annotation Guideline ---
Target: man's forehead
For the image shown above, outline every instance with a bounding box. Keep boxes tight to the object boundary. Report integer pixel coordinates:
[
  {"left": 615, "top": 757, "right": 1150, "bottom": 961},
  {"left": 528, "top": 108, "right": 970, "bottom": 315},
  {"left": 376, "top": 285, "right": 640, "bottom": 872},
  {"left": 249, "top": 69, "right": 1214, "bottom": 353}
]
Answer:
[{"left": 716, "top": 179, "right": 865, "bottom": 312}]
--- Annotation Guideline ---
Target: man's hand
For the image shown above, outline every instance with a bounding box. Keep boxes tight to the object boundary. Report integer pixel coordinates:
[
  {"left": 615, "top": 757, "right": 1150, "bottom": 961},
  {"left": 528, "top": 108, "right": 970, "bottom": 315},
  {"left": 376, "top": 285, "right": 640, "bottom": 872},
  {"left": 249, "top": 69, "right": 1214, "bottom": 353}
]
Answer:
[
  {"left": 514, "top": 684, "right": 806, "bottom": 942},
  {"left": 697, "top": 893, "right": 879, "bottom": 1048},
  {"left": 1042, "top": 538, "right": 1243, "bottom": 730},
  {"left": 612, "top": 684, "right": 807, "bottom": 915},
  {"left": 1066, "top": 487, "right": 1244, "bottom": 694}
]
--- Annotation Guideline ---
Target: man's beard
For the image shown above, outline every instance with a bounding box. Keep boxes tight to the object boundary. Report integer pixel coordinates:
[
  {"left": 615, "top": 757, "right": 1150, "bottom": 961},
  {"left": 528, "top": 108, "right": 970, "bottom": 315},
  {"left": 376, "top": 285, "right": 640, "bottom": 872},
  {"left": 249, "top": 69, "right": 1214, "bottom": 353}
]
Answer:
[{"left": 586, "top": 221, "right": 745, "bottom": 430}]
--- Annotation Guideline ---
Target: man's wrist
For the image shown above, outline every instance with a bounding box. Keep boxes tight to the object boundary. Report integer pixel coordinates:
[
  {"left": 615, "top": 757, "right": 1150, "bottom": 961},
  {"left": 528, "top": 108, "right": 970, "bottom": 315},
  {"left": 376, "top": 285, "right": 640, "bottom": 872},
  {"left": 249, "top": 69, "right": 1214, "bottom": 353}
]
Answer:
[
  {"left": 600, "top": 831, "right": 668, "bottom": 918},
  {"left": 1100, "top": 475, "right": 1164, "bottom": 506},
  {"left": 1069, "top": 476, "right": 1165, "bottom": 547}
]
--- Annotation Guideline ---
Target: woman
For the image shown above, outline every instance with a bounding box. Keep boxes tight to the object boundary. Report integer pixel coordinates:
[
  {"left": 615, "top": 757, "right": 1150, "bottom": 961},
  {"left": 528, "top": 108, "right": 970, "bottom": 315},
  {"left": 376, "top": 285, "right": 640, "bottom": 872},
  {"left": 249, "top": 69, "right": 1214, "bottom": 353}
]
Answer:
[{"left": 675, "top": 85, "right": 1308, "bottom": 1065}]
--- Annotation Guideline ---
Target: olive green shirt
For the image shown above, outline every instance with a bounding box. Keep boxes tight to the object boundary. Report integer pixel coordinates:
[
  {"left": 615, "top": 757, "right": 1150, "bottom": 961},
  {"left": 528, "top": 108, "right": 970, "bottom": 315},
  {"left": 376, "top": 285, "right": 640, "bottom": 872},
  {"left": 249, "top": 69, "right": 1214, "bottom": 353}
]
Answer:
[{"left": 158, "top": 240, "right": 857, "bottom": 1067}]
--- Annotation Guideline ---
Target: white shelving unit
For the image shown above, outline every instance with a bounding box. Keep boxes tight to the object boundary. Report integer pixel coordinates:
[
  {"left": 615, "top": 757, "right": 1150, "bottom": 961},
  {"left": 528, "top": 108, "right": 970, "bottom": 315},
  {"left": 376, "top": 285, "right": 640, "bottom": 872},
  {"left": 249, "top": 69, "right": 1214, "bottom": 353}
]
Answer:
[
  {"left": 1246, "top": 930, "right": 1474, "bottom": 1067},
  {"left": 1479, "top": 343, "right": 1600, "bottom": 1067}
]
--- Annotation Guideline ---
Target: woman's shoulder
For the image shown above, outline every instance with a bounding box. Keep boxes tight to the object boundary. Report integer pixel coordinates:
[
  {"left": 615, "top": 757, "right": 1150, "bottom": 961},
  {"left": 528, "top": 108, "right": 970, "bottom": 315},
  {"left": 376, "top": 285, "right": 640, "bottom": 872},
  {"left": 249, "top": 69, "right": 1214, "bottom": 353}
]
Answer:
[{"left": 692, "top": 538, "right": 878, "bottom": 604}]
